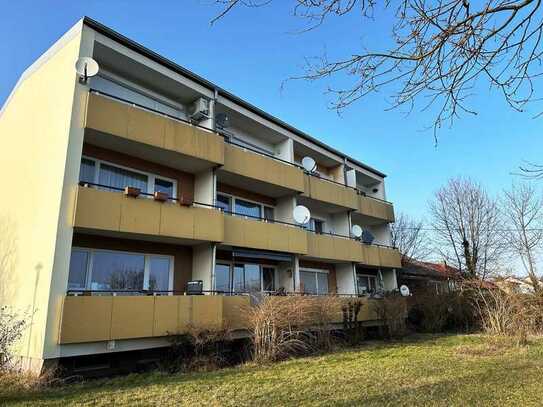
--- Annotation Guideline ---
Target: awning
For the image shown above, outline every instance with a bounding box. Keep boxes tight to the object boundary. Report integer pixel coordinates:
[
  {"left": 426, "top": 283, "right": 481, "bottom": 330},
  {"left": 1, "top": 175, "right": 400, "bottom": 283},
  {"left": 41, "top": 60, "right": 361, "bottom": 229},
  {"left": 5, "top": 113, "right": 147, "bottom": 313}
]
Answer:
[{"left": 232, "top": 248, "right": 293, "bottom": 263}]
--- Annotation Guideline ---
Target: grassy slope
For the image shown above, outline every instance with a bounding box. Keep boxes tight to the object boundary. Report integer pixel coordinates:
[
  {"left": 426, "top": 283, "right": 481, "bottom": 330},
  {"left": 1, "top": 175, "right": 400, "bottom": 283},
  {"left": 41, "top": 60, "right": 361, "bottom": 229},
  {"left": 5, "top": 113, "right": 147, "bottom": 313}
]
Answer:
[{"left": 2, "top": 334, "right": 543, "bottom": 406}]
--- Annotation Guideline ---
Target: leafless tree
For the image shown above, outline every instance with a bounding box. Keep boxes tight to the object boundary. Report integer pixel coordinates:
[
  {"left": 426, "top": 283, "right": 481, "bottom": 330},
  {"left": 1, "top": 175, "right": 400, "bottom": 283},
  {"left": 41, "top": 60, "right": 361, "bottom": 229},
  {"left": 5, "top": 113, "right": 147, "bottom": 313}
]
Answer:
[
  {"left": 429, "top": 177, "right": 504, "bottom": 279},
  {"left": 501, "top": 182, "right": 543, "bottom": 291},
  {"left": 211, "top": 0, "right": 543, "bottom": 136},
  {"left": 390, "top": 212, "right": 430, "bottom": 263}
]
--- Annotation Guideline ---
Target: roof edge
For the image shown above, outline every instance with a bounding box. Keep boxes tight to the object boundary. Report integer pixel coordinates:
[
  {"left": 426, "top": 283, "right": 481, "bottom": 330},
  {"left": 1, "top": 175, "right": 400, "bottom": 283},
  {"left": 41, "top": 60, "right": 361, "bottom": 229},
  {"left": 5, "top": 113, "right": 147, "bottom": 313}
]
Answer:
[{"left": 82, "top": 16, "right": 387, "bottom": 178}]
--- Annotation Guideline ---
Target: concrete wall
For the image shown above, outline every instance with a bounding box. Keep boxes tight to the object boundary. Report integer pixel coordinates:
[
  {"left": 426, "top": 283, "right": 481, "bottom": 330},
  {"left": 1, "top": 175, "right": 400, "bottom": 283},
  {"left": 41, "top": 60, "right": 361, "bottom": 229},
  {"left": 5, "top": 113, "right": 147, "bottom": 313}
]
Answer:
[
  {"left": 335, "top": 263, "right": 356, "bottom": 295},
  {"left": 0, "top": 22, "right": 88, "bottom": 370},
  {"left": 193, "top": 243, "right": 215, "bottom": 291}
]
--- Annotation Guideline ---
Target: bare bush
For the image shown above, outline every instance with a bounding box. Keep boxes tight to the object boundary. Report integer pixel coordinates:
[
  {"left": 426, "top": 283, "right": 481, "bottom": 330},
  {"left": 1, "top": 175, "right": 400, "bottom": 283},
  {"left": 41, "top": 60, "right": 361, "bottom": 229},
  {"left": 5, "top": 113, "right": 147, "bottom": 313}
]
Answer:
[
  {"left": 247, "top": 295, "right": 342, "bottom": 363},
  {"left": 0, "top": 306, "right": 27, "bottom": 371},
  {"left": 472, "top": 287, "right": 543, "bottom": 345},
  {"left": 374, "top": 292, "right": 408, "bottom": 338},
  {"left": 162, "top": 325, "right": 232, "bottom": 373}
]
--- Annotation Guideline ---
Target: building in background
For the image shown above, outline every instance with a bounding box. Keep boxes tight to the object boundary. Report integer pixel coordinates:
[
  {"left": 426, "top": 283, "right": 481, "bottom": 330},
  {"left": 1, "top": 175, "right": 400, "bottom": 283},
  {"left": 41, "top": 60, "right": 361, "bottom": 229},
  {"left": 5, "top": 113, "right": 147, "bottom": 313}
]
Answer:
[{"left": 0, "top": 17, "right": 400, "bottom": 374}]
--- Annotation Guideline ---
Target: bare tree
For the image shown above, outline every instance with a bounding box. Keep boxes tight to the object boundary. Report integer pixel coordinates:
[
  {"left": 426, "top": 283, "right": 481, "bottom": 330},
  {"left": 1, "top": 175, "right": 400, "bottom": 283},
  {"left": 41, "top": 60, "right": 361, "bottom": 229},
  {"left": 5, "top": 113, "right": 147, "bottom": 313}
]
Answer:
[
  {"left": 211, "top": 0, "right": 543, "bottom": 134},
  {"left": 429, "top": 177, "right": 504, "bottom": 279},
  {"left": 501, "top": 182, "right": 543, "bottom": 291},
  {"left": 390, "top": 212, "right": 430, "bottom": 263}
]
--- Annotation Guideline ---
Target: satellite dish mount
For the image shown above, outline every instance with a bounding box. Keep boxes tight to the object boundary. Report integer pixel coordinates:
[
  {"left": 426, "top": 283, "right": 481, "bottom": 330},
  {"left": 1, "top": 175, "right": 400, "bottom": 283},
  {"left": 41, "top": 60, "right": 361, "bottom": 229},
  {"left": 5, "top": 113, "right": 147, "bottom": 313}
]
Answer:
[{"left": 75, "top": 57, "right": 99, "bottom": 84}]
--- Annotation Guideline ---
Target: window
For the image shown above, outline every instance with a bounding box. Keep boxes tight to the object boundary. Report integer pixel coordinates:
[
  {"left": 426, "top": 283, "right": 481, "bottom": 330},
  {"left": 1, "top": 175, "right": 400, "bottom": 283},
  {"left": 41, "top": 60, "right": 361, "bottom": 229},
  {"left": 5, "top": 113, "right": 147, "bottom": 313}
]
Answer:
[
  {"left": 263, "top": 267, "right": 275, "bottom": 291},
  {"left": 303, "top": 218, "right": 325, "bottom": 234},
  {"left": 235, "top": 198, "right": 261, "bottom": 218},
  {"left": 68, "top": 250, "right": 89, "bottom": 289},
  {"left": 154, "top": 178, "right": 174, "bottom": 197},
  {"left": 300, "top": 269, "right": 329, "bottom": 295},
  {"left": 214, "top": 263, "right": 276, "bottom": 293},
  {"left": 356, "top": 274, "right": 377, "bottom": 295},
  {"left": 264, "top": 206, "right": 274, "bottom": 222},
  {"left": 68, "top": 248, "right": 173, "bottom": 293},
  {"left": 216, "top": 194, "right": 232, "bottom": 212},
  {"left": 99, "top": 163, "right": 148, "bottom": 193},
  {"left": 79, "top": 159, "right": 96, "bottom": 184},
  {"left": 216, "top": 193, "right": 275, "bottom": 221},
  {"left": 79, "top": 157, "right": 177, "bottom": 198}
]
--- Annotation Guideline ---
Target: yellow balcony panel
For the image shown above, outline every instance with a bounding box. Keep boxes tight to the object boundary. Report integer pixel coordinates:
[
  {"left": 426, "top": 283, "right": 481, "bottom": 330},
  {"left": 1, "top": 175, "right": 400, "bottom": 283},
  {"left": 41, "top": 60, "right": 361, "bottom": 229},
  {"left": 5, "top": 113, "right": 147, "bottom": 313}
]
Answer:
[
  {"left": 223, "top": 216, "right": 308, "bottom": 254},
  {"left": 119, "top": 195, "right": 161, "bottom": 236},
  {"left": 378, "top": 246, "right": 402, "bottom": 268},
  {"left": 60, "top": 296, "right": 113, "bottom": 344},
  {"left": 306, "top": 233, "right": 363, "bottom": 262},
  {"left": 222, "top": 296, "right": 251, "bottom": 330},
  {"left": 74, "top": 187, "right": 122, "bottom": 232},
  {"left": 110, "top": 296, "right": 155, "bottom": 340},
  {"left": 178, "top": 296, "right": 192, "bottom": 333},
  {"left": 85, "top": 92, "right": 224, "bottom": 165},
  {"left": 303, "top": 175, "right": 358, "bottom": 210},
  {"left": 192, "top": 295, "right": 223, "bottom": 330},
  {"left": 357, "top": 195, "right": 395, "bottom": 223},
  {"left": 75, "top": 187, "right": 224, "bottom": 243},
  {"left": 362, "top": 245, "right": 381, "bottom": 267},
  {"left": 223, "top": 144, "right": 305, "bottom": 192},
  {"left": 153, "top": 296, "right": 180, "bottom": 337}
]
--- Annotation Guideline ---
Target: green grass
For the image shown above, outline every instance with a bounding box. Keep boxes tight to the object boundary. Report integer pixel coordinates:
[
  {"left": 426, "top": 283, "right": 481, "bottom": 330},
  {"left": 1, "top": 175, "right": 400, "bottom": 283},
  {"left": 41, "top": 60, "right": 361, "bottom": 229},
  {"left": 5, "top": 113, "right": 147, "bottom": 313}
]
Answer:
[{"left": 2, "top": 334, "right": 543, "bottom": 406}]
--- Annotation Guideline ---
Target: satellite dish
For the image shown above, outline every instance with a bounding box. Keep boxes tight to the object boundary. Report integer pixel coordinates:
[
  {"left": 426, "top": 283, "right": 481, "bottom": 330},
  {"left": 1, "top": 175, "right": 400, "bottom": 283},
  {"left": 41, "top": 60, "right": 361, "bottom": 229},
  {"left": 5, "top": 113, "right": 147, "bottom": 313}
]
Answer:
[
  {"left": 351, "top": 224, "right": 363, "bottom": 238},
  {"left": 301, "top": 156, "right": 317, "bottom": 173},
  {"left": 293, "top": 205, "right": 311, "bottom": 225},
  {"left": 75, "top": 57, "right": 99, "bottom": 83},
  {"left": 361, "top": 229, "right": 375, "bottom": 245},
  {"left": 400, "top": 285, "right": 410, "bottom": 297}
]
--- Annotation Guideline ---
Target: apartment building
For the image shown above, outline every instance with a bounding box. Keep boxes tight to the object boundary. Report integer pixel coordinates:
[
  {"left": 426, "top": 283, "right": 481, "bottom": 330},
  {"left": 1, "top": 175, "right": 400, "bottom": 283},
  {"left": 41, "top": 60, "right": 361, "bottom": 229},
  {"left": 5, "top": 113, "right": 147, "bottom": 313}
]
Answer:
[{"left": 0, "top": 17, "right": 401, "bottom": 373}]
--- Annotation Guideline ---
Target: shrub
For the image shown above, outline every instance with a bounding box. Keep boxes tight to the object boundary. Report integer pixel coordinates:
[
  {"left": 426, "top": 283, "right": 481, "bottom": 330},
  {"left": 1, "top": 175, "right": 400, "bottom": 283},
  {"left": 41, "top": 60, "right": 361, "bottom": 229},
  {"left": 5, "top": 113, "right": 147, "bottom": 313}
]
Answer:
[
  {"left": 162, "top": 325, "right": 232, "bottom": 373},
  {"left": 374, "top": 292, "right": 408, "bottom": 338},
  {"left": 0, "top": 306, "right": 27, "bottom": 371},
  {"left": 247, "top": 295, "right": 343, "bottom": 363}
]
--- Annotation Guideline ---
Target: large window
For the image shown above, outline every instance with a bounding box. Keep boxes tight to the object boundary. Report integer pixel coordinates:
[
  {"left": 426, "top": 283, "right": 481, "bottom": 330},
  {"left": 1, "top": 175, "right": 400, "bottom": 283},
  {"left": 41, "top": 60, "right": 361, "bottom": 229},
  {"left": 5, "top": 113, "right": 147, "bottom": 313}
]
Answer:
[
  {"left": 216, "top": 193, "right": 274, "bottom": 221},
  {"left": 300, "top": 269, "right": 329, "bottom": 295},
  {"left": 79, "top": 157, "right": 177, "bottom": 198},
  {"left": 214, "top": 263, "right": 276, "bottom": 293},
  {"left": 356, "top": 273, "right": 377, "bottom": 295},
  {"left": 68, "top": 248, "right": 173, "bottom": 293}
]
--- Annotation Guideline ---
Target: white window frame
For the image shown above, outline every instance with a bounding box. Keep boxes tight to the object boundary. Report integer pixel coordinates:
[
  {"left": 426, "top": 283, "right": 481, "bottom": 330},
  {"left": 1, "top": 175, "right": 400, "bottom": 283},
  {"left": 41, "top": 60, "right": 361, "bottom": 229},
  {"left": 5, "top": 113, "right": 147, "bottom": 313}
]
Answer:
[
  {"left": 70, "top": 247, "right": 174, "bottom": 293},
  {"left": 81, "top": 156, "right": 177, "bottom": 198},
  {"left": 216, "top": 192, "right": 274, "bottom": 221},
  {"left": 299, "top": 267, "right": 329, "bottom": 295},
  {"left": 214, "top": 261, "right": 277, "bottom": 293},
  {"left": 356, "top": 273, "right": 377, "bottom": 294}
]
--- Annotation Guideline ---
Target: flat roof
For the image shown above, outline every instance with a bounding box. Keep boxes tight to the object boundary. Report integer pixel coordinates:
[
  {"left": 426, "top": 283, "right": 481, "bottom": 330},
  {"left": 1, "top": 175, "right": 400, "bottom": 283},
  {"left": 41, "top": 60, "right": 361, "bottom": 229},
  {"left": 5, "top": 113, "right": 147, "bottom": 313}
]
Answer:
[{"left": 82, "top": 16, "right": 386, "bottom": 178}]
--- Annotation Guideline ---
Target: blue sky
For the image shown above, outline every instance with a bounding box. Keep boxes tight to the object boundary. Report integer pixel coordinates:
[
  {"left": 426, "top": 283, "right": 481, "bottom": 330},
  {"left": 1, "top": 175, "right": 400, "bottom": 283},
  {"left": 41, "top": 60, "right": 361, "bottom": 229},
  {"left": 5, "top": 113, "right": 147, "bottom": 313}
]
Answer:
[{"left": 1, "top": 1, "right": 542, "bottom": 220}]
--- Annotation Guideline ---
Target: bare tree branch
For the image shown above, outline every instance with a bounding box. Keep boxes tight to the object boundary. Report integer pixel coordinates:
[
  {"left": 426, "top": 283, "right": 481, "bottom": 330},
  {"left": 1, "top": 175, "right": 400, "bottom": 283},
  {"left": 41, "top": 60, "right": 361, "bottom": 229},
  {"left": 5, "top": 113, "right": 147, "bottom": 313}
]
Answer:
[
  {"left": 211, "top": 0, "right": 543, "bottom": 133},
  {"left": 390, "top": 212, "right": 431, "bottom": 262}
]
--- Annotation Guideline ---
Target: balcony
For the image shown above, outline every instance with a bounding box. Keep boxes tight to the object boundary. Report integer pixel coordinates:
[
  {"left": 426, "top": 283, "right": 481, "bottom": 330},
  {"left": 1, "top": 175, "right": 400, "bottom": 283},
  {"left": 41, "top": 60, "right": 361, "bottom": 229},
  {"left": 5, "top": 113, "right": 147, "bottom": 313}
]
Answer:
[
  {"left": 223, "top": 215, "right": 308, "bottom": 254},
  {"left": 302, "top": 175, "right": 359, "bottom": 210},
  {"left": 59, "top": 294, "right": 391, "bottom": 344},
  {"left": 74, "top": 186, "right": 224, "bottom": 243},
  {"left": 357, "top": 195, "right": 395, "bottom": 223},
  {"left": 59, "top": 295, "right": 251, "bottom": 344},
  {"left": 84, "top": 91, "right": 224, "bottom": 170},
  {"left": 305, "top": 232, "right": 401, "bottom": 268},
  {"left": 221, "top": 143, "right": 305, "bottom": 195}
]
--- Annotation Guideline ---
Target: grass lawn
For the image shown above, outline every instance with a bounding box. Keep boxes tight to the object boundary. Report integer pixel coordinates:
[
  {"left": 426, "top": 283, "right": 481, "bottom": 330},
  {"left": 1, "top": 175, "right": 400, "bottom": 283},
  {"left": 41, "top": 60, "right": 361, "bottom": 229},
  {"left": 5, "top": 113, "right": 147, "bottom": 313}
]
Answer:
[{"left": 2, "top": 334, "right": 543, "bottom": 406}]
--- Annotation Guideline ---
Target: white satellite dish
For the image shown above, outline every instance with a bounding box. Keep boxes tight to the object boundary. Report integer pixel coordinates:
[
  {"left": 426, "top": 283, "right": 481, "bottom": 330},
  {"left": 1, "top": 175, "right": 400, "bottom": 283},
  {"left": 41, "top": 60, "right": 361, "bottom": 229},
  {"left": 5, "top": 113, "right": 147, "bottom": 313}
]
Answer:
[
  {"left": 351, "top": 224, "right": 363, "bottom": 238},
  {"left": 400, "top": 285, "right": 410, "bottom": 297},
  {"left": 301, "top": 156, "right": 317, "bottom": 173},
  {"left": 293, "top": 205, "right": 311, "bottom": 225},
  {"left": 75, "top": 57, "right": 99, "bottom": 83}
]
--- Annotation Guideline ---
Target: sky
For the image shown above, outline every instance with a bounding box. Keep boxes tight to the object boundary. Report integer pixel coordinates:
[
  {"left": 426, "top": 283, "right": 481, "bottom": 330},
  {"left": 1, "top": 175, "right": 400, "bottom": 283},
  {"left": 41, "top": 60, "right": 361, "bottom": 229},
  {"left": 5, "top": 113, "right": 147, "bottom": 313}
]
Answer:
[{"left": 1, "top": 1, "right": 542, "bottom": 221}]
